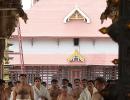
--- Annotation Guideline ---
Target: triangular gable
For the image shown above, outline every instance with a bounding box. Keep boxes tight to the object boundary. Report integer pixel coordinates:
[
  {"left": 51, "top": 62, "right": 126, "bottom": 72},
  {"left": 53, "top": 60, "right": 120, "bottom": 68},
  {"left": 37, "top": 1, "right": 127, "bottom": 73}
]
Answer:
[
  {"left": 64, "top": 6, "right": 90, "bottom": 23},
  {"left": 67, "top": 50, "right": 85, "bottom": 62}
]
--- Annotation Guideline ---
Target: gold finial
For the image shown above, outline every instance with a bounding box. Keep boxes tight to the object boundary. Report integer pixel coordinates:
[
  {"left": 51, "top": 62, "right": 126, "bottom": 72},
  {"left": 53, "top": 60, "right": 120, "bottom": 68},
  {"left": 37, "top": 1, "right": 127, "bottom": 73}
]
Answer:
[
  {"left": 112, "top": 59, "right": 118, "bottom": 65},
  {"left": 99, "top": 27, "right": 108, "bottom": 34}
]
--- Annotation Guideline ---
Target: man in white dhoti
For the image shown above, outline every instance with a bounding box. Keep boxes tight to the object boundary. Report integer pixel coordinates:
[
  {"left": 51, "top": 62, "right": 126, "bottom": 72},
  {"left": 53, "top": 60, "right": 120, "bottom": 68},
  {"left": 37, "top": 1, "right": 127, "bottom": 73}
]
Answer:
[
  {"left": 33, "top": 77, "right": 51, "bottom": 100},
  {"left": 12, "top": 74, "right": 34, "bottom": 100},
  {"left": 78, "top": 80, "right": 97, "bottom": 100}
]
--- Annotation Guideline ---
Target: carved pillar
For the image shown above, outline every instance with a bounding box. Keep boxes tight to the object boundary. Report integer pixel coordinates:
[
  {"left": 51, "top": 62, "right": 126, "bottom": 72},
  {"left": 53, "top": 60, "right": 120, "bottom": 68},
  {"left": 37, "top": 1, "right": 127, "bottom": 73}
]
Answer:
[
  {"left": 0, "top": 0, "right": 27, "bottom": 78},
  {"left": 100, "top": 0, "right": 130, "bottom": 99}
]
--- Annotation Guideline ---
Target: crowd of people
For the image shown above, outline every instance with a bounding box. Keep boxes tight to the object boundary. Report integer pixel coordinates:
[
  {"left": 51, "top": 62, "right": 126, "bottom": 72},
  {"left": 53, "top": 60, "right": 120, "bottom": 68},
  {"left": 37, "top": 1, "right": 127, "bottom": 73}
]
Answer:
[{"left": 0, "top": 74, "right": 116, "bottom": 100}]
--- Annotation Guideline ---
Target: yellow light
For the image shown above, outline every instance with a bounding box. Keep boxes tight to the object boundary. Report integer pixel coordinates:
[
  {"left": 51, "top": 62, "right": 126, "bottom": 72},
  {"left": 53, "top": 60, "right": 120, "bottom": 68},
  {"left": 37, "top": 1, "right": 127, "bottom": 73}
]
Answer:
[{"left": 99, "top": 27, "right": 108, "bottom": 34}]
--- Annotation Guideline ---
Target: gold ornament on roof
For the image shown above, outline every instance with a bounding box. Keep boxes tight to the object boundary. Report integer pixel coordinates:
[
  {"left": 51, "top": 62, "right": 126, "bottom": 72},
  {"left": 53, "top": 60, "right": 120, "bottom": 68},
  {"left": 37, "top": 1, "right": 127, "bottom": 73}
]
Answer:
[
  {"left": 112, "top": 58, "right": 118, "bottom": 65},
  {"left": 99, "top": 27, "right": 108, "bottom": 34},
  {"left": 67, "top": 50, "right": 85, "bottom": 62}
]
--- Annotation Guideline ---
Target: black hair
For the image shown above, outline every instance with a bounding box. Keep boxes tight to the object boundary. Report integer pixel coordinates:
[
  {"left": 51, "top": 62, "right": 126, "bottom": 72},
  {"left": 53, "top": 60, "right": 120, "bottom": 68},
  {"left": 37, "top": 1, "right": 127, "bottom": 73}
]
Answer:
[
  {"left": 0, "top": 79, "right": 5, "bottom": 86},
  {"left": 14, "top": 81, "right": 20, "bottom": 85},
  {"left": 19, "top": 74, "right": 27, "bottom": 77},
  {"left": 41, "top": 81, "right": 47, "bottom": 87},
  {"left": 34, "top": 77, "right": 41, "bottom": 82},
  {"left": 87, "top": 80, "right": 94, "bottom": 84},
  {"left": 95, "top": 77, "right": 106, "bottom": 84},
  {"left": 81, "top": 79, "right": 87, "bottom": 82},
  {"left": 51, "top": 79, "right": 58, "bottom": 83},
  {"left": 74, "top": 78, "right": 80, "bottom": 82},
  {"left": 68, "top": 82, "right": 72, "bottom": 88},
  {"left": 62, "top": 79, "right": 69, "bottom": 82}
]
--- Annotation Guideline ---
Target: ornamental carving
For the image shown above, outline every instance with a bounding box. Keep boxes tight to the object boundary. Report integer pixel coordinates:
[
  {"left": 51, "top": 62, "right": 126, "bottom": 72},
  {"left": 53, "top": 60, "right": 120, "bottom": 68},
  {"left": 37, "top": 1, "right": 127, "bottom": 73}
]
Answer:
[{"left": 100, "top": 0, "right": 119, "bottom": 24}]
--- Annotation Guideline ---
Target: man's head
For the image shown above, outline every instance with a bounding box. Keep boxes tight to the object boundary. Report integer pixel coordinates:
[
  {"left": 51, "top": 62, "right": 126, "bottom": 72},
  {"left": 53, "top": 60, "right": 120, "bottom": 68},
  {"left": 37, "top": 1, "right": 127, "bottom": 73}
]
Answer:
[
  {"left": 19, "top": 74, "right": 27, "bottom": 83},
  {"left": 34, "top": 77, "right": 41, "bottom": 86},
  {"left": 51, "top": 79, "right": 58, "bottom": 88},
  {"left": 95, "top": 77, "right": 106, "bottom": 91},
  {"left": 74, "top": 78, "right": 80, "bottom": 87},
  {"left": 87, "top": 80, "right": 94, "bottom": 90},
  {"left": 62, "top": 79, "right": 69, "bottom": 86},
  {"left": 81, "top": 79, "right": 87, "bottom": 89},
  {"left": 61, "top": 86, "right": 68, "bottom": 94}
]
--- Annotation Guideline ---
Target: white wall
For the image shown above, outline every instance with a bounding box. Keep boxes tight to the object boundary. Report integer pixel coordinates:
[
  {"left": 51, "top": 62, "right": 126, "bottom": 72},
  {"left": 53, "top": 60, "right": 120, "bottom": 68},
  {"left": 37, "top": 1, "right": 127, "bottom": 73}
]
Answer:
[
  {"left": 80, "top": 38, "right": 95, "bottom": 54},
  {"left": 32, "top": 38, "right": 58, "bottom": 54},
  {"left": 80, "top": 38, "right": 118, "bottom": 54},
  {"left": 9, "top": 37, "right": 118, "bottom": 55},
  {"left": 58, "top": 38, "right": 76, "bottom": 54},
  {"left": 9, "top": 40, "right": 19, "bottom": 52},
  {"left": 94, "top": 38, "right": 118, "bottom": 54}
]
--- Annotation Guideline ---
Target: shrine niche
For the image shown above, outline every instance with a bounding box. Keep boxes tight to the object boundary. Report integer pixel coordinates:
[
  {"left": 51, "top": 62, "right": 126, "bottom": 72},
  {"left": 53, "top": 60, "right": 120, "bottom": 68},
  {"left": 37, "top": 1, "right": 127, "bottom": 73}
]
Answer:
[
  {"left": 67, "top": 50, "right": 85, "bottom": 62},
  {"left": 64, "top": 6, "right": 90, "bottom": 23}
]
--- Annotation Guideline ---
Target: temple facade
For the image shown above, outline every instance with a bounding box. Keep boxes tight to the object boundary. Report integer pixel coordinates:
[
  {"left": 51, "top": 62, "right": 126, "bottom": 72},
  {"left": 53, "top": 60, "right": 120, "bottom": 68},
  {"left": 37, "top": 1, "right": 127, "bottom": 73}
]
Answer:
[{"left": 8, "top": 0, "right": 118, "bottom": 84}]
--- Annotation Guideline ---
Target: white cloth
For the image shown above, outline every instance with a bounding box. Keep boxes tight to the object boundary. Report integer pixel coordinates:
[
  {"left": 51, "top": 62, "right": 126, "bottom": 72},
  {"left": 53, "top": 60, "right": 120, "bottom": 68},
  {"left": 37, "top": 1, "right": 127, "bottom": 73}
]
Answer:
[
  {"left": 33, "top": 85, "right": 51, "bottom": 100},
  {"left": 78, "top": 87, "right": 97, "bottom": 100},
  {"left": 9, "top": 91, "right": 13, "bottom": 100},
  {"left": 67, "top": 86, "right": 73, "bottom": 95}
]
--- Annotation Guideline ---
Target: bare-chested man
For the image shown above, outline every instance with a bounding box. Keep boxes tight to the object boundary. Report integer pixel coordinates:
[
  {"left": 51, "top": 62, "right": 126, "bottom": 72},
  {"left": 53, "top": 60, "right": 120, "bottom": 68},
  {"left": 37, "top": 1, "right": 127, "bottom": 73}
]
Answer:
[
  {"left": 13, "top": 74, "right": 34, "bottom": 100},
  {"left": 72, "top": 79, "right": 82, "bottom": 100},
  {"left": 5, "top": 81, "right": 14, "bottom": 100},
  {"left": 57, "top": 86, "right": 73, "bottom": 100},
  {"left": 48, "top": 79, "right": 61, "bottom": 100},
  {"left": 62, "top": 79, "right": 72, "bottom": 95}
]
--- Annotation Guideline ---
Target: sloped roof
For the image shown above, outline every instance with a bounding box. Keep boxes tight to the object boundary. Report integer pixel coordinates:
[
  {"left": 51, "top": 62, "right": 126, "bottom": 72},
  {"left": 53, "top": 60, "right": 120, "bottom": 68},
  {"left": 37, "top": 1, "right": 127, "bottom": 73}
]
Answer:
[
  {"left": 13, "top": 0, "right": 112, "bottom": 37},
  {"left": 10, "top": 54, "right": 117, "bottom": 66}
]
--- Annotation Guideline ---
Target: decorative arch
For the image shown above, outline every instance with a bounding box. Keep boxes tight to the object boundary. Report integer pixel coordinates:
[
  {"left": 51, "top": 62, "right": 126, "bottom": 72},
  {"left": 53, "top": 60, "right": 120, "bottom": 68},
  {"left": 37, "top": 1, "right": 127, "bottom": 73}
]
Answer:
[
  {"left": 67, "top": 50, "right": 85, "bottom": 62},
  {"left": 64, "top": 6, "right": 90, "bottom": 23}
]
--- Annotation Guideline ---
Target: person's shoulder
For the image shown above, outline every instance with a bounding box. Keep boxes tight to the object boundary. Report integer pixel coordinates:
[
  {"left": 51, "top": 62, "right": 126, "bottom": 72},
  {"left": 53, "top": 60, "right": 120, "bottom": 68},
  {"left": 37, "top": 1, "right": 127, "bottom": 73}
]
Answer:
[
  {"left": 26, "top": 84, "right": 33, "bottom": 89},
  {"left": 92, "top": 92, "right": 103, "bottom": 100},
  {"left": 13, "top": 85, "right": 18, "bottom": 90},
  {"left": 13, "top": 86, "right": 19, "bottom": 93},
  {"left": 93, "top": 87, "right": 98, "bottom": 93},
  {"left": 93, "top": 92, "right": 101, "bottom": 96}
]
